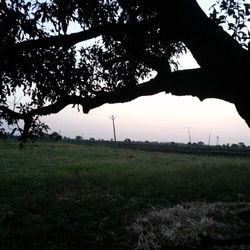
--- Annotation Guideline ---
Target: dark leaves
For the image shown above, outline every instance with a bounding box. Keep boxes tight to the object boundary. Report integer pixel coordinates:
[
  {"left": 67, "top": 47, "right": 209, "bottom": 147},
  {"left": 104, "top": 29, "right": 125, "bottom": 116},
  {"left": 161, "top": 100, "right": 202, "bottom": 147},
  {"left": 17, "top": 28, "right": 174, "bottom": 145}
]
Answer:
[{"left": 209, "top": 0, "right": 250, "bottom": 49}]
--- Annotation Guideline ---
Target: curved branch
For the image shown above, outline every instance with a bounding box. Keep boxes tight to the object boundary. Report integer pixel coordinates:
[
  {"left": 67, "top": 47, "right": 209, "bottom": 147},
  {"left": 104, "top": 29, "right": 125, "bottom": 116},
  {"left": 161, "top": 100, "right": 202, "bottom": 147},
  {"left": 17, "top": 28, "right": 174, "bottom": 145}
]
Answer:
[
  {"left": 0, "top": 67, "right": 242, "bottom": 133},
  {"left": 0, "top": 68, "right": 231, "bottom": 120},
  {"left": 164, "top": 0, "right": 249, "bottom": 72},
  {"left": 0, "top": 99, "right": 69, "bottom": 120},
  {"left": 0, "top": 106, "right": 25, "bottom": 120},
  {"left": 0, "top": 75, "right": 166, "bottom": 120},
  {"left": 80, "top": 68, "right": 237, "bottom": 113},
  {"left": 7, "top": 19, "right": 158, "bottom": 52},
  {"left": 14, "top": 25, "right": 111, "bottom": 50}
]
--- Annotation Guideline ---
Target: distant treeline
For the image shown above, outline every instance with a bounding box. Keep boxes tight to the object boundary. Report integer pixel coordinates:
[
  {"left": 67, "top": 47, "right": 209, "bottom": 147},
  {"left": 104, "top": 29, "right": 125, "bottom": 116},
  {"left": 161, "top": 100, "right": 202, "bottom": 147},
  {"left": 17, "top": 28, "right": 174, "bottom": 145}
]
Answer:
[
  {"left": 2, "top": 131, "right": 250, "bottom": 157},
  {"left": 73, "top": 140, "right": 250, "bottom": 157}
]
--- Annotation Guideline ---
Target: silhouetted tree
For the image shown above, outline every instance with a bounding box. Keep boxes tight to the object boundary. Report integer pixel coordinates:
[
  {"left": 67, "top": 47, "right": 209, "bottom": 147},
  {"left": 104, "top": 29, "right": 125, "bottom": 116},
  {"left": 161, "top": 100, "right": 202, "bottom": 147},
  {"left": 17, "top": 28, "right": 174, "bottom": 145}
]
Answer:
[
  {"left": 238, "top": 142, "right": 246, "bottom": 147},
  {"left": 124, "top": 138, "right": 131, "bottom": 143},
  {"left": 49, "top": 132, "right": 62, "bottom": 141},
  {"left": 75, "top": 135, "right": 82, "bottom": 140},
  {"left": 1, "top": 0, "right": 250, "bottom": 140}
]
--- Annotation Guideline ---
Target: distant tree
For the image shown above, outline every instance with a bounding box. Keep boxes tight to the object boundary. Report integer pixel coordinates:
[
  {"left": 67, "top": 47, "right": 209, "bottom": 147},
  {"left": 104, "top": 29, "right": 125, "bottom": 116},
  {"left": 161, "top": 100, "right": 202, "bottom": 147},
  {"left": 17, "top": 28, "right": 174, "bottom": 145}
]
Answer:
[
  {"left": 197, "top": 141, "right": 205, "bottom": 146},
  {"left": 89, "top": 138, "right": 95, "bottom": 141},
  {"left": 1, "top": 0, "right": 250, "bottom": 140},
  {"left": 238, "top": 142, "right": 246, "bottom": 147},
  {"left": 49, "top": 132, "right": 62, "bottom": 141},
  {"left": 124, "top": 138, "right": 131, "bottom": 143},
  {"left": 75, "top": 135, "right": 83, "bottom": 141}
]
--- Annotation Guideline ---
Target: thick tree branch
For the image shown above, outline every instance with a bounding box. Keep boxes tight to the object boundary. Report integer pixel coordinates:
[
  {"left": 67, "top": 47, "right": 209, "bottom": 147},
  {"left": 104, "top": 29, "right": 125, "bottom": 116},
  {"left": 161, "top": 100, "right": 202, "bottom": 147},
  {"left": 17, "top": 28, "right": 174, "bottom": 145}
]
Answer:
[
  {"left": 0, "top": 67, "right": 234, "bottom": 121},
  {"left": 13, "top": 25, "right": 110, "bottom": 50},
  {"left": 2, "top": 64, "right": 247, "bottom": 138},
  {"left": 6, "top": 19, "right": 158, "bottom": 52},
  {"left": 0, "top": 100, "right": 69, "bottom": 120},
  {"left": 2, "top": 71, "right": 204, "bottom": 117},
  {"left": 169, "top": 0, "right": 249, "bottom": 72},
  {"left": 0, "top": 75, "right": 166, "bottom": 120}
]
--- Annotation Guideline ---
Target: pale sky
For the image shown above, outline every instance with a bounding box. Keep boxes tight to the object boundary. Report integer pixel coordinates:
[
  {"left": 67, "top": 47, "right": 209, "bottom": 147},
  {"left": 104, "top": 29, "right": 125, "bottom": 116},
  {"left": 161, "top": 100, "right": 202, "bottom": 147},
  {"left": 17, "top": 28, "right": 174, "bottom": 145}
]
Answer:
[{"left": 42, "top": 0, "right": 250, "bottom": 145}]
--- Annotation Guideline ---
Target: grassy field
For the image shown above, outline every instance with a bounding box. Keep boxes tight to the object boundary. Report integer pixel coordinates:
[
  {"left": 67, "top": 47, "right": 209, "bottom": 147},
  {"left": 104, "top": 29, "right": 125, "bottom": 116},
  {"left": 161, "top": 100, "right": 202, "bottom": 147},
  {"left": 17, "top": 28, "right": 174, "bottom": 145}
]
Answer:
[{"left": 0, "top": 140, "right": 250, "bottom": 249}]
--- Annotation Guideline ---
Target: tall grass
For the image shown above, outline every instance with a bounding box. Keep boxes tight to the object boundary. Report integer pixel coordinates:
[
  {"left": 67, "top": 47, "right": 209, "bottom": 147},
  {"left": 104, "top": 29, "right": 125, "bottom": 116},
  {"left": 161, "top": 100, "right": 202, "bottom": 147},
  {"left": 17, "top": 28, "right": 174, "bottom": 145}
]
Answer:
[{"left": 0, "top": 140, "right": 250, "bottom": 249}]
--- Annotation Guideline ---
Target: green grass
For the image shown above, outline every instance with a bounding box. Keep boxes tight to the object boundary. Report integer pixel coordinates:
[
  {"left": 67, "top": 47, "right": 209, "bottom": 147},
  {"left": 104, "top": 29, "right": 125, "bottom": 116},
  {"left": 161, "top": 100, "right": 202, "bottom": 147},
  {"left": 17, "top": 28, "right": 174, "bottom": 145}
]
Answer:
[{"left": 0, "top": 140, "right": 250, "bottom": 249}]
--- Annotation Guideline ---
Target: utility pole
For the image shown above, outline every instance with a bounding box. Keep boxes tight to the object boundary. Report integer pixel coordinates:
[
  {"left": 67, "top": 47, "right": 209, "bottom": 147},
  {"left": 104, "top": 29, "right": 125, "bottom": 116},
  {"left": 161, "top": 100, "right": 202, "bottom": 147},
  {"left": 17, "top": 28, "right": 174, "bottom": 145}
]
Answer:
[
  {"left": 216, "top": 136, "right": 220, "bottom": 146},
  {"left": 187, "top": 127, "right": 192, "bottom": 144},
  {"left": 110, "top": 115, "right": 117, "bottom": 142},
  {"left": 208, "top": 133, "right": 211, "bottom": 146}
]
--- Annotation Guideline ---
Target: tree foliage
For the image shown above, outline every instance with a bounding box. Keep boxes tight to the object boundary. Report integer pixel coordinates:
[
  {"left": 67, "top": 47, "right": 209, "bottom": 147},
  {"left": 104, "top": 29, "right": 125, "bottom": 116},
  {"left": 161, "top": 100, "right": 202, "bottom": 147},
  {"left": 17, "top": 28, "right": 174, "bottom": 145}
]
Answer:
[
  {"left": 1, "top": 0, "right": 250, "bottom": 140},
  {"left": 210, "top": 0, "right": 250, "bottom": 48}
]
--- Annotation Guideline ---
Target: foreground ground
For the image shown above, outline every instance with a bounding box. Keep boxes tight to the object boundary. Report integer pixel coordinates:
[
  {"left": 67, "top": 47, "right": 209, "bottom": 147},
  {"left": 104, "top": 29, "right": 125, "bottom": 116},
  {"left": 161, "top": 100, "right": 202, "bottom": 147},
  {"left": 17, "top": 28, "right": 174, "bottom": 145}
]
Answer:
[{"left": 0, "top": 140, "right": 250, "bottom": 249}]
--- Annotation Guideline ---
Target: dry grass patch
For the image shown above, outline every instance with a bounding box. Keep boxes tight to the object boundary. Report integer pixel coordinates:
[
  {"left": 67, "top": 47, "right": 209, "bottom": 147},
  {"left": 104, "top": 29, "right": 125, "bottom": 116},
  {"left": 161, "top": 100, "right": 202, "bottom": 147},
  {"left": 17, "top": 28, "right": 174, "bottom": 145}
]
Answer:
[{"left": 131, "top": 202, "right": 250, "bottom": 250}]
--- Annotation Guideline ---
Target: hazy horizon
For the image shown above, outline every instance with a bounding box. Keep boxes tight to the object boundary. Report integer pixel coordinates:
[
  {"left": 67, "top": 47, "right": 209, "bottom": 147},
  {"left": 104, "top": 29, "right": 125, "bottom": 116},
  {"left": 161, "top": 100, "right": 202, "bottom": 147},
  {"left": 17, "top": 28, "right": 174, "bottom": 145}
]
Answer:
[{"left": 42, "top": 93, "right": 250, "bottom": 146}]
